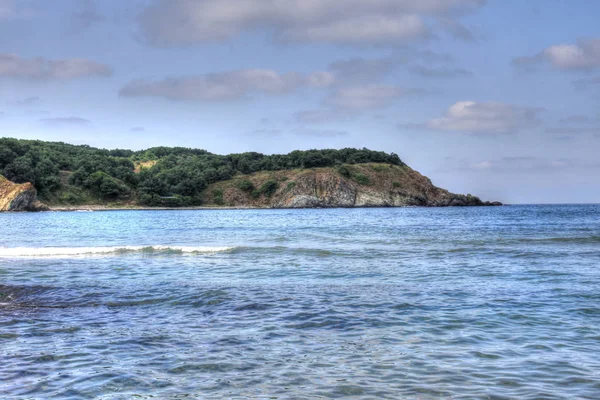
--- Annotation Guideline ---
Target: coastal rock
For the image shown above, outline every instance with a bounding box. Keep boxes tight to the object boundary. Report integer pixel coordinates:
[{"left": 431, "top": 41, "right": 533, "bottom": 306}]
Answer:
[
  {"left": 205, "top": 164, "right": 502, "bottom": 209},
  {"left": 276, "top": 173, "right": 356, "bottom": 208},
  {"left": 0, "top": 176, "right": 49, "bottom": 212}
]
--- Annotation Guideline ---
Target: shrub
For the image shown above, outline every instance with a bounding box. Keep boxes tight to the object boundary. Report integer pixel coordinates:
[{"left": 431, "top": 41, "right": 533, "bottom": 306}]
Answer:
[
  {"left": 251, "top": 189, "right": 260, "bottom": 199},
  {"left": 84, "top": 171, "right": 130, "bottom": 199},
  {"left": 353, "top": 173, "right": 370, "bottom": 185},
  {"left": 213, "top": 189, "right": 224, "bottom": 205},
  {"left": 139, "top": 193, "right": 156, "bottom": 206},
  {"left": 286, "top": 181, "right": 296, "bottom": 191},
  {"left": 58, "top": 189, "right": 85, "bottom": 205},
  {"left": 337, "top": 165, "right": 351, "bottom": 178},
  {"left": 260, "top": 179, "right": 279, "bottom": 197},
  {"left": 392, "top": 181, "right": 401, "bottom": 188},
  {"left": 238, "top": 179, "right": 254, "bottom": 192},
  {"left": 161, "top": 196, "right": 184, "bottom": 207}
]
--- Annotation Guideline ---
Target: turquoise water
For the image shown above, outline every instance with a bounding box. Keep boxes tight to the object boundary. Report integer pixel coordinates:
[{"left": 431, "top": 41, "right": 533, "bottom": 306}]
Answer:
[{"left": 1, "top": 205, "right": 600, "bottom": 399}]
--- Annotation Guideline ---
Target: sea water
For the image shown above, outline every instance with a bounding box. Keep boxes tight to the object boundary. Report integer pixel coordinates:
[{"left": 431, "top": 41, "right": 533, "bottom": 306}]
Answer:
[{"left": 1, "top": 205, "right": 599, "bottom": 399}]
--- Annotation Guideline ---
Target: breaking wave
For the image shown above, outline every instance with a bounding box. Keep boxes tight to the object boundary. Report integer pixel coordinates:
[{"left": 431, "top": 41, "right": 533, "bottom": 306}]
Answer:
[{"left": 0, "top": 245, "right": 234, "bottom": 258}]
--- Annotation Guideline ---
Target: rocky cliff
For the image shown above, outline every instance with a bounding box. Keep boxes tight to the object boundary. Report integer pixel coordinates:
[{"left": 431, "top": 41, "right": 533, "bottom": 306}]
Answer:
[
  {"left": 203, "top": 164, "right": 502, "bottom": 208},
  {"left": 0, "top": 176, "right": 49, "bottom": 212}
]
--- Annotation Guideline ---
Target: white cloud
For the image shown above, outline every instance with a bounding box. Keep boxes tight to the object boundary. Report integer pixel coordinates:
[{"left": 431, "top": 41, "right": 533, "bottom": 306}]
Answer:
[
  {"left": 426, "top": 101, "right": 543, "bottom": 133},
  {"left": 139, "top": 0, "right": 485, "bottom": 47},
  {"left": 120, "top": 69, "right": 334, "bottom": 101},
  {"left": 0, "top": 54, "right": 112, "bottom": 80},
  {"left": 305, "top": 71, "right": 336, "bottom": 87},
  {"left": 284, "top": 14, "right": 430, "bottom": 45},
  {"left": 514, "top": 38, "right": 600, "bottom": 71},
  {"left": 471, "top": 161, "right": 493, "bottom": 170},
  {"left": 326, "top": 84, "right": 403, "bottom": 110}
]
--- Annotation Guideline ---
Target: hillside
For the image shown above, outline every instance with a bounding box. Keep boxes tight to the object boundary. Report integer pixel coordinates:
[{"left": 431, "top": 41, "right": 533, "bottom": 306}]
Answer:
[
  {"left": 0, "top": 138, "right": 500, "bottom": 210},
  {"left": 204, "top": 164, "right": 499, "bottom": 208}
]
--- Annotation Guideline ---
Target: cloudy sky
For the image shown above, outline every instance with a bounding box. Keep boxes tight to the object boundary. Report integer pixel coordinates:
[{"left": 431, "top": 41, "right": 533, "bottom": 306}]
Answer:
[{"left": 1, "top": 0, "right": 599, "bottom": 203}]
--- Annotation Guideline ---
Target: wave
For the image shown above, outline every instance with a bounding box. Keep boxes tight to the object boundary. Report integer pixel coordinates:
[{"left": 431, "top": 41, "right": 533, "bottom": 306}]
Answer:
[
  {"left": 533, "top": 236, "right": 600, "bottom": 244},
  {"left": 0, "top": 245, "right": 234, "bottom": 258}
]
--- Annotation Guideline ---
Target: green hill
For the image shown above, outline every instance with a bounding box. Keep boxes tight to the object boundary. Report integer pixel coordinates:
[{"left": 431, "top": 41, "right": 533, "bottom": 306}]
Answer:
[{"left": 0, "top": 137, "right": 499, "bottom": 209}]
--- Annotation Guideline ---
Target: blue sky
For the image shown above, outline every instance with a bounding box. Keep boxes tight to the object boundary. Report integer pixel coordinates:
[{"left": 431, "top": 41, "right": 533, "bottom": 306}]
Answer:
[{"left": 1, "top": 0, "right": 599, "bottom": 203}]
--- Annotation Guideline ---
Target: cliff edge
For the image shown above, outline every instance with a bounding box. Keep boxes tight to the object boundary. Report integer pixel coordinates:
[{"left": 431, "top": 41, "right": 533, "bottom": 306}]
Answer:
[
  {"left": 203, "top": 164, "right": 502, "bottom": 208},
  {"left": 0, "top": 176, "right": 49, "bottom": 212}
]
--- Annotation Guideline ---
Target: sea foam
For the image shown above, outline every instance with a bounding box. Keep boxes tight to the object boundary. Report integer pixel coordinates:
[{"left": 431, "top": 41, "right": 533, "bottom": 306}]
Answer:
[{"left": 0, "top": 245, "right": 234, "bottom": 257}]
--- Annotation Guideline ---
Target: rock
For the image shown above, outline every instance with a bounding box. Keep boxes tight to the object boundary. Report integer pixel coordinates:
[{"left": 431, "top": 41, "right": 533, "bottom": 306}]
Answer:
[
  {"left": 206, "top": 164, "right": 502, "bottom": 209},
  {"left": 0, "top": 176, "right": 49, "bottom": 212},
  {"left": 274, "top": 173, "right": 356, "bottom": 208}
]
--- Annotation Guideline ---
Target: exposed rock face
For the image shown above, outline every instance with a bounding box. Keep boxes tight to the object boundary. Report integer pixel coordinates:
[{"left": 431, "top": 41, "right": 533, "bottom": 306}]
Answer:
[
  {"left": 205, "top": 164, "right": 502, "bottom": 208},
  {"left": 0, "top": 176, "right": 49, "bottom": 212},
  {"left": 276, "top": 173, "right": 356, "bottom": 208}
]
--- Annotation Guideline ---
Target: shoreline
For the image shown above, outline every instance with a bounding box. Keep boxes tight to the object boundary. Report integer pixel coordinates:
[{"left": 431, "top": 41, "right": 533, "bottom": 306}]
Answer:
[
  {"left": 47, "top": 205, "right": 270, "bottom": 211},
  {"left": 45, "top": 204, "right": 504, "bottom": 212}
]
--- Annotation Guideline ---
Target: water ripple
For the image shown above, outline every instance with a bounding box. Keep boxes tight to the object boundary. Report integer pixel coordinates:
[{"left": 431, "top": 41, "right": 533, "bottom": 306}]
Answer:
[{"left": 1, "top": 205, "right": 599, "bottom": 398}]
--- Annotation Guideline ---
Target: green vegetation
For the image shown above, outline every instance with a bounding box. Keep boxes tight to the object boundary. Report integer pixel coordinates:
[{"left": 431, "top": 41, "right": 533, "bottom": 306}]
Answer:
[
  {"left": 353, "top": 173, "right": 370, "bottom": 185},
  {"left": 0, "top": 137, "right": 404, "bottom": 206},
  {"left": 260, "top": 180, "right": 279, "bottom": 198},
  {"left": 238, "top": 179, "right": 254, "bottom": 192},
  {"left": 213, "top": 189, "right": 224, "bottom": 205},
  {"left": 336, "top": 165, "right": 351, "bottom": 178},
  {"left": 286, "top": 181, "right": 296, "bottom": 191}
]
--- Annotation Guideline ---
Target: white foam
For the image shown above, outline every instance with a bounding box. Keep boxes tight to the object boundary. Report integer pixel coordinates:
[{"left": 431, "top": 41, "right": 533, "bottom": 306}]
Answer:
[{"left": 0, "top": 245, "right": 234, "bottom": 258}]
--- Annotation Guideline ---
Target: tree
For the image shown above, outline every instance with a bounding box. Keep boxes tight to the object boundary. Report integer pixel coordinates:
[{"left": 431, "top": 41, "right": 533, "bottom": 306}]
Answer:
[{"left": 4, "top": 156, "right": 35, "bottom": 184}]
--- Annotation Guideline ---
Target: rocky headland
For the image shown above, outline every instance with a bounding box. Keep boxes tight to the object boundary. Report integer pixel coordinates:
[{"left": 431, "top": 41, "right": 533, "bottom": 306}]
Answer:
[
  {"left": 0, "top": 176, "right": 49, "bottom": 212},
  {"left": 203, "top": 164, "right": 502, "bottom": 208},
  {"left": 0, "top": 164, "right": 502, "bottom": 211}
]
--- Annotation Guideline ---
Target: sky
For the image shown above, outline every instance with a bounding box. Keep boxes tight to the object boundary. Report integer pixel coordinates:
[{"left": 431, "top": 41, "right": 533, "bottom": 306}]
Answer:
[{"left": 1, "top": 0, "right": 599, "bottom": 204}]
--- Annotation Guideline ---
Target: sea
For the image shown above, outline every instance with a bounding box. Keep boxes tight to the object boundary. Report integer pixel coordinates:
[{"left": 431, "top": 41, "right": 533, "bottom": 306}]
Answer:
[{"left": 1, "top": 205, "right": 599, "bottom": 399}]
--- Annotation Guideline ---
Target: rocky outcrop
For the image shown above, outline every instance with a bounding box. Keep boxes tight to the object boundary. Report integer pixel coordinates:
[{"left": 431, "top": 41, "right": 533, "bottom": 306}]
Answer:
[
  {"left": 276, "top": 172, "right": 356, "bottom": 208},
  {"left": 0, "top": 176, "right": 49, "bottom": 212},
  {"left": 204, "top": 164, "right": 502, "bottom": 208}
]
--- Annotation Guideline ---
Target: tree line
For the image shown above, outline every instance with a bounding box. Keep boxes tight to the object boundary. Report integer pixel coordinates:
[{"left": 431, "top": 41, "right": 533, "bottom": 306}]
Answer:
[{"left": 0, "top": 138, "right": 404, "bottom": 206}]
